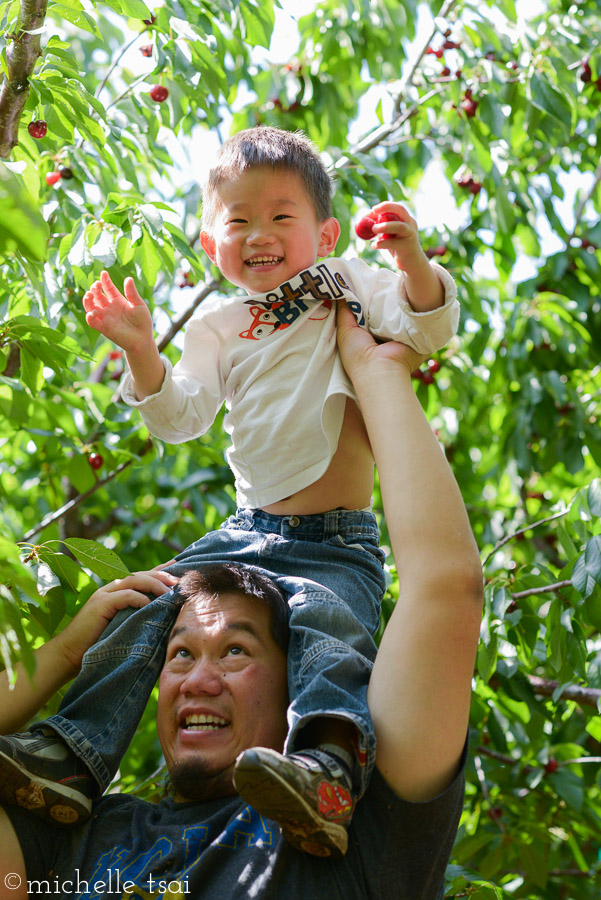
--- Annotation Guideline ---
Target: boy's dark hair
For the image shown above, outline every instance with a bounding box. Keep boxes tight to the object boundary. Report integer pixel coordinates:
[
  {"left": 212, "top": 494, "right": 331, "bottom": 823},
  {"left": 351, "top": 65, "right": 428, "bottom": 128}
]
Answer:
[
  {"left": 201, "top": 126, "right": 333, "bottom": 231},
  {"left": 176, "top": 562, "right": 289, "bottom": 654}
]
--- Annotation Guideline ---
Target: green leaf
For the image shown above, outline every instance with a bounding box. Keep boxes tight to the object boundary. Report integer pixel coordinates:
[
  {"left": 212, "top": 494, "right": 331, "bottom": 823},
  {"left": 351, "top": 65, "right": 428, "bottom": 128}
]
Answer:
[
  {"left": 571, "top": 536, "right": 601, "bottom": 598},
  {"left": 528, "top": 72, "right": 573, "bottom": 126},
  {"left": 63, "top": 539, "right": 129, "bottom": 580},
  {"left": 0, "top": 163, "right": 49, "bottom": 261}
]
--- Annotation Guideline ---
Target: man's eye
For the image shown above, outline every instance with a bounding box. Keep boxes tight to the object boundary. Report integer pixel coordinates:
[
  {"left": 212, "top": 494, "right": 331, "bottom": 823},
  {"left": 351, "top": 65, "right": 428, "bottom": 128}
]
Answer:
[
  {"left": 226, "top": 646, "right": 245, "bottom": 657},
  {"left": 175, "top": 648, "right": 191, "bottom": 659}
]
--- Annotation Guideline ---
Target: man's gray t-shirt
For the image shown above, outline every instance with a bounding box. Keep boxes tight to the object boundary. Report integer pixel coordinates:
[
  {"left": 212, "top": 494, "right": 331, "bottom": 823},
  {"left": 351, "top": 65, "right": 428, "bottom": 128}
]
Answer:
[{"left": 6, "top": 756, "right": 466, "bottom": 900}]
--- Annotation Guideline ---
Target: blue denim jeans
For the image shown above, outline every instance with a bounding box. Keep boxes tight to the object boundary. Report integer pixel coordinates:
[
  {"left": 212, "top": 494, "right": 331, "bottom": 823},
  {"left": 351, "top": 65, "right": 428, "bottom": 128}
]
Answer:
[{"left": 43, "top": 508, "right": 386, "bottom": 797}]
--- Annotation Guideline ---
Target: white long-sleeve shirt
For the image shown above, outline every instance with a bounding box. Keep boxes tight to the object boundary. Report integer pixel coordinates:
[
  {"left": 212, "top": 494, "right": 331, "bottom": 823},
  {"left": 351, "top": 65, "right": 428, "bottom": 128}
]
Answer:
[{"left": 121, "top": 257, "right": 459, "bottom": 508}]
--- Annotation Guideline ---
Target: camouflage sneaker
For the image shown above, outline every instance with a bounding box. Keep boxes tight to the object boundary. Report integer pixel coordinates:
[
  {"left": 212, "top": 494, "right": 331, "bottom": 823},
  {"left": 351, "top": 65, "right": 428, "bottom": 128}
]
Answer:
[
  {"left": 233, "top": 746, "right": 355, "bottom": 858},
  {"left": 0, "top": 730, "right": 95, "bottom": 825}
]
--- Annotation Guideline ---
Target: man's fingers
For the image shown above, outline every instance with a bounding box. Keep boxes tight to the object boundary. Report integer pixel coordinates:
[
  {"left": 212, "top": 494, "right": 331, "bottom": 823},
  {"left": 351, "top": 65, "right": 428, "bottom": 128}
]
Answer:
[{"left": 105, "top": 573, "right": 177, "bottom": 596}]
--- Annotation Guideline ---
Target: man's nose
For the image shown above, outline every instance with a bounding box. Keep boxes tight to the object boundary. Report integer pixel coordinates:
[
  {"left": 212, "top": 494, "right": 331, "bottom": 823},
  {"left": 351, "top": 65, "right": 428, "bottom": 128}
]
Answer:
[{"left": 179, "top": 659, "right": 224, "bottom": 696}]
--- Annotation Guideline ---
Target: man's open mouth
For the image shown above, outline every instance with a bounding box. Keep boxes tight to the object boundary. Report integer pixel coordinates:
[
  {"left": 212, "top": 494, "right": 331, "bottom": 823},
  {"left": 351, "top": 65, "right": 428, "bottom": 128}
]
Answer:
[
  {"left": 182, "top": 714, "right": 229, "bottom": 731},
  {"left": 245, "top": 256, "right": 283, "bottom": 267}
]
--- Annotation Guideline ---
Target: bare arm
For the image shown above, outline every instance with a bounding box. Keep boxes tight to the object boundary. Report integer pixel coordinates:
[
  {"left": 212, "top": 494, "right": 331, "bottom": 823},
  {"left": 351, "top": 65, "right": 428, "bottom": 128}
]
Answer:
[
  {"left": 0, "top": 809, "right": 27, "bottom": 899},
  {"left": 337, "top": 302, "right": 483, "bottom": 802},
  {"left": 0, "top": 569, "right": 177, "bottom": 734},
  {"left": 83, "top": 271, "right": 165, "bottom": 399}
]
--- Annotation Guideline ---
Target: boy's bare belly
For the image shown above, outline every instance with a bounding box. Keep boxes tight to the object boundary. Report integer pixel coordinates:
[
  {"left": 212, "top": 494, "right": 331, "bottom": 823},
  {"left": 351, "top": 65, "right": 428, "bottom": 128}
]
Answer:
[{"left": 262, "top": 398, "right": 375, "bottom": 516}]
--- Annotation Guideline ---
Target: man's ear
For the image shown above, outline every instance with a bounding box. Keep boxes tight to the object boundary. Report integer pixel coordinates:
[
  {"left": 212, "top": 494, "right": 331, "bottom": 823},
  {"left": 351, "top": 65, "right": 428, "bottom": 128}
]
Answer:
[
  {"left": 200, "top": 231, "right": 217, "bottom": 263},
  {"left": 317, "top": 217, "right": 341, "bottom": 258}
]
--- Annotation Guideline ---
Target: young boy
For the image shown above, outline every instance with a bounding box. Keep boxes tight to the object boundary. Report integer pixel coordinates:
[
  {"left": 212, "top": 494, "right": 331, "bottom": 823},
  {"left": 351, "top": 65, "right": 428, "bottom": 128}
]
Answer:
[{"left": 0, "top": 127, "right": 459, "bottom": 857}]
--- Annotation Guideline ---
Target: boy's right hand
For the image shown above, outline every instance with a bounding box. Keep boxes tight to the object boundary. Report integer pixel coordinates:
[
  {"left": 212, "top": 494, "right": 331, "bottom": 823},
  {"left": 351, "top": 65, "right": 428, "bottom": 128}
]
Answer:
[{"left": 83, "top": 270, "right": 154, "bottom": 355}]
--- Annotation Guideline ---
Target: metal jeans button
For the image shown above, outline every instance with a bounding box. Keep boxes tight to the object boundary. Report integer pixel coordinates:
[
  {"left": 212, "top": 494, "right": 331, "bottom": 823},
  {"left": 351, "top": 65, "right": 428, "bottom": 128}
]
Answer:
[{"left": 288, "top": 515, "right": 301, "bottom": 527}]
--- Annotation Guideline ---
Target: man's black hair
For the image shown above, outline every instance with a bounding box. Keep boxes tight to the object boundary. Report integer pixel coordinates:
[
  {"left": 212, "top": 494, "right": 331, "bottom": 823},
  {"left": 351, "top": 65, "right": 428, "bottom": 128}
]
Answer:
[{"left": 176, "top": 562, "right": 289, "bottom": 653}]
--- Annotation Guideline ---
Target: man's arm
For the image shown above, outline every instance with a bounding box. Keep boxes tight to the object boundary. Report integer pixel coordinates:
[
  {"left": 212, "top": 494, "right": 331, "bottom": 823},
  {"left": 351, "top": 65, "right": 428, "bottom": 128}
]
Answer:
[
  {"left": 0, "top": 809, "right": 27, "bottom": 899},
  {"left": 337, "top": 302, "right": 483, "bottom": 802},
  {"left": 0, "top": 568, "right": 177, "bottom": 734}
]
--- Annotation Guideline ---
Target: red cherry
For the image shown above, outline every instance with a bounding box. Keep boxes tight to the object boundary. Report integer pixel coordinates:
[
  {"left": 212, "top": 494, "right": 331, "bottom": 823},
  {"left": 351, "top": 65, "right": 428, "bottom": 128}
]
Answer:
[
  {"left": 411, "top": 369, "right": 424, "bottom": 381},
  {"left": 355, "top": 215, "right": 377, "bottom": 240},
  {"left": 441, "top": 66, "right": 451, "bottom": 77},
  {"left": 434, "top": 48, "right": 444, "bottom": 59},
  {"left": 579, "top": 62, "right": 592, "bottom": 83},
  {"left": 376, "top": 211, "right": 401, "bottom": 239},
  {"left": 140, "top": 44, "right": 153, "bottom": 57},
  {"left": 487, "top": 807, "right": 503, "bottom": 820},
  {"left": 428, "top": 360, "right": 441, "bottom": 374},
  {"left": 28, "top": 119, "right": 47, "bottom": 139},
  {"left": 544, "top": 758, "right": 558, "bottom": 774},
  {"left": 150, "top": 84, "right": 169, "bottom": 102},
  {"left": 88, "top": 453, "right": 104, "bottom": 470},
  {"left": 460, "top": 97, "right": 479, "bottom": 117},
  {"left": 469, "top": 180, "right": 482, "bottom": 195},
  {"left": 109, "top": 350, "right": 121, "bottom": 360},
  {"left": 45, "top": 172, "right": 62, "bottom": 186},
  {"left": 443, "top": 39, "right": 460, "bottom": 50}
]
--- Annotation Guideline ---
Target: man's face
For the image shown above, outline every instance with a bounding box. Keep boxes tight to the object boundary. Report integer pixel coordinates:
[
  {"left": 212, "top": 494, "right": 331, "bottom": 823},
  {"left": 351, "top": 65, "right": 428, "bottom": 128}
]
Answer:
[
  {"left": 200, "top": 167, "right": 340, "bottom": 295},
  {"left": 157, "top": 591, "right": 289, "bottom": 801}
]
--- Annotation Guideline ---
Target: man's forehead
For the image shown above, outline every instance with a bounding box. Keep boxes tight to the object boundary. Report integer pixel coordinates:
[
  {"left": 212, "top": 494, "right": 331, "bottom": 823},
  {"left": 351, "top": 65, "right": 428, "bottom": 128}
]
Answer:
[{"left": 169, "top": 591, "right": 267, "bottom": 639}]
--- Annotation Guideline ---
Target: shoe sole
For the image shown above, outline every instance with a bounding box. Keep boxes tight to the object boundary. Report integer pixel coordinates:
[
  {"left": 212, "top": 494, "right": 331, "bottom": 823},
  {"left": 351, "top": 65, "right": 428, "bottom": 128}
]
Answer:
[
  {"left": 0, "top": 749, "right": 91, "bottom": 825},
  {"left": 233, "top": 756, "right": 348, "bottom": 858}
]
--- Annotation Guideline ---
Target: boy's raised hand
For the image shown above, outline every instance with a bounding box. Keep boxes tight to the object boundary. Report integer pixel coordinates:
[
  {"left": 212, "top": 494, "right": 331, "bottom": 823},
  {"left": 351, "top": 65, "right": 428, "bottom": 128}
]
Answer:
[
  {"left": 369, "top": 202, "right": 427, "bottom": 273},
  {"left": 83, "top": 270, "right": 154, "bottom": 354}
]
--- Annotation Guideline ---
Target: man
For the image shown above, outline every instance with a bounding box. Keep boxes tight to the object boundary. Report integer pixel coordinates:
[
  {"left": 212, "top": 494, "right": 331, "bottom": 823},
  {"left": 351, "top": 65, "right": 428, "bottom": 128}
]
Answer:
[{"left": 0, "top": 303, "right": 483, "bottom": 898}]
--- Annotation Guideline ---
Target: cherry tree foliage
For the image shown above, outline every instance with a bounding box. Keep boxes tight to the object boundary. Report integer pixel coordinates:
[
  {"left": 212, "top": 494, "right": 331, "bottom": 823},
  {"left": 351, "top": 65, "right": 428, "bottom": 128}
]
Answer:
[{"left": 0, "top": 0, "right": 600, "bottom": 896}]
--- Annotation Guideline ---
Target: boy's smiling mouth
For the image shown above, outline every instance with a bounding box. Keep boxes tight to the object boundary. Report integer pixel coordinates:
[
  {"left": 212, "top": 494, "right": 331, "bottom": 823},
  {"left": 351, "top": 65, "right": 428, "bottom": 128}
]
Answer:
[{"left": 245, "top": 256, "right": 283, "bottom": 267}]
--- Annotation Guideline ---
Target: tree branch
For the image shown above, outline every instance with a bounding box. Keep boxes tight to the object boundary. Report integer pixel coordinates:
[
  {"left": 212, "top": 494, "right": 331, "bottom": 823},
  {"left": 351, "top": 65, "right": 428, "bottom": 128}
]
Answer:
[
  {"left": 0, "top": 0, "right": 48, "bottom": 158},
  {"left": 511, "top": 579, "right": 573, "bottom": 599},
  {"left": 156, "top": 278, "right": 223, "bottom": 352},
  {"left": 527, "top": 676, "right": 600, "bottom": 709},
  {"left": 482, "top": 507, "right": 571, "bottom": 567}
]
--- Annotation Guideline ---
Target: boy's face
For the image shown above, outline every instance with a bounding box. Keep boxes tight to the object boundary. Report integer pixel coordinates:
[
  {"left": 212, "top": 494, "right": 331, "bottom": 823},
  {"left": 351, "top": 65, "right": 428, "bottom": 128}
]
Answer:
[{"left": 200, "top": 167, "right": 340, "bottom": 294}]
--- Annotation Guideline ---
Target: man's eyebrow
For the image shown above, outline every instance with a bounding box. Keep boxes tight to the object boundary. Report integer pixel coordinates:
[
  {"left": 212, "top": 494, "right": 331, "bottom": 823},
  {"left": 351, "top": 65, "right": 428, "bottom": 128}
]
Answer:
[{"left": 167, "top": 620, "right": 264, "bottom": 644}]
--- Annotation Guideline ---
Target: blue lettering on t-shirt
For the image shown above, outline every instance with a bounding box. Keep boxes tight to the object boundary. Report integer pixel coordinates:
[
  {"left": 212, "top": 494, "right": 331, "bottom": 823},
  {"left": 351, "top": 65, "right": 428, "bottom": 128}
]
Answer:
[
  {"left": 76, "top": 806, "right": 277, "bottom": 898},
  {"left": 215, "top": 805, "right": 278, "bottom": 849}
]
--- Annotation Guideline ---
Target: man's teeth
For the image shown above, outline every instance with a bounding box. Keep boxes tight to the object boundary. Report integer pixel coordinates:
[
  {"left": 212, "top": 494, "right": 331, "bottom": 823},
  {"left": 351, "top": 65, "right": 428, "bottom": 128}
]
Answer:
[
  {"left": 246, "top": 256, "right": 282, "bottom": 266},
  {"left": 184, "top": 714, "right": 228, "bottom": 730}
]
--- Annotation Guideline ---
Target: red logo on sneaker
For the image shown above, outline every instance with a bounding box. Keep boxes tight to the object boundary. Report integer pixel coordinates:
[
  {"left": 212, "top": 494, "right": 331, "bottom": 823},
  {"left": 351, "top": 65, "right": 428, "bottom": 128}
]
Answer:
[
  {"left": 317, "top": 781, "right": 353, "bottom": 820},
  {"left": 351, "top": 730, "right": 368, "bottom": 768}
]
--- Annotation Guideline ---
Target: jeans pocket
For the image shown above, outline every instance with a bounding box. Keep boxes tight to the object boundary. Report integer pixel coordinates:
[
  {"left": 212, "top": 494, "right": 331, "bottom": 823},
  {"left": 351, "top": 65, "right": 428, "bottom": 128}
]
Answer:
[{"left": 330, "top": 533, "right": 386, "bottom": 566}]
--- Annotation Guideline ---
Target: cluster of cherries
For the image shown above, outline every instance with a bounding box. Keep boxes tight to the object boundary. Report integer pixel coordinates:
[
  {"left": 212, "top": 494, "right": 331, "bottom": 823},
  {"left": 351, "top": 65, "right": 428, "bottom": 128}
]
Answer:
[{"left": 411, "top": 359, "right": 441, "bottom": 386}]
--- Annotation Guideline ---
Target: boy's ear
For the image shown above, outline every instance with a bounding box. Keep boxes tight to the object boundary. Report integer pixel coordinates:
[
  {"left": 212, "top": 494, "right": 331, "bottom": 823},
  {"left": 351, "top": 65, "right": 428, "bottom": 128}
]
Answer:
[
  {"left": 318, "top": 217, "right": 341, "bottom": 257},
  {"left": 200, "top": 231, "right": 217, "bottom": 262}
]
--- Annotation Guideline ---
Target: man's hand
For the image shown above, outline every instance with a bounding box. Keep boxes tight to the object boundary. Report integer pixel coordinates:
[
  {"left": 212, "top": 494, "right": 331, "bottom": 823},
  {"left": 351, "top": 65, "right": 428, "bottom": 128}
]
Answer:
[
  {"left": 55, "top": 565, "right": 179, "bottom": 673},
  {"left": 83, "top": 271, "right": 154, "bottom": 355},
  {"left": 336, "top": 299, "right": 426, "bottom": 382}
]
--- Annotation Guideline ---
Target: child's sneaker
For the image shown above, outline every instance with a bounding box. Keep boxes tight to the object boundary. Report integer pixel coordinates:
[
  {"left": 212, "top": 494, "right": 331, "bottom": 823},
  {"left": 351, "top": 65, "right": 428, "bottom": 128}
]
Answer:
[
  {"left": 233, "top": 746, "right": 355, "bottom": 857},
  {"left": 0, "top": 730, "right": 95, "bottom": 825}
]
